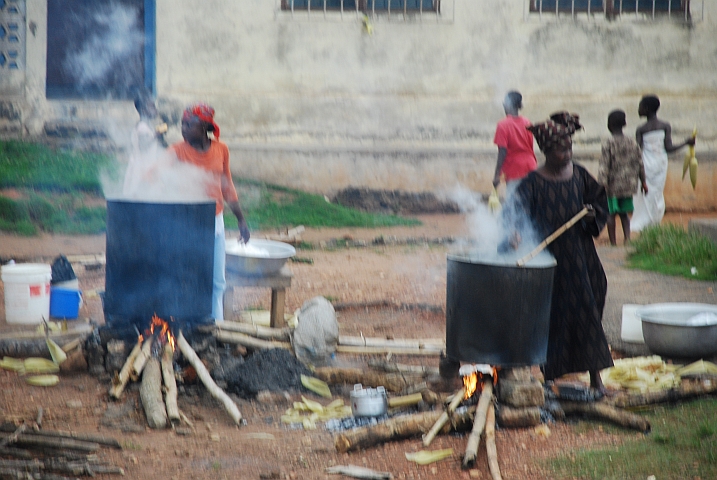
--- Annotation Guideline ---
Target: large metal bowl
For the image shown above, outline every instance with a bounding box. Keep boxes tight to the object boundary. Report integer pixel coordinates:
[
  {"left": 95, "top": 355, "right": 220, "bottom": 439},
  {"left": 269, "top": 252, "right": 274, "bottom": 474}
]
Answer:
[
  {"left": 636, "top": 303, "right": 717, "bottom": 358},
  {"left": 225, "top": 239, "right": 296, "bottom": 276}
]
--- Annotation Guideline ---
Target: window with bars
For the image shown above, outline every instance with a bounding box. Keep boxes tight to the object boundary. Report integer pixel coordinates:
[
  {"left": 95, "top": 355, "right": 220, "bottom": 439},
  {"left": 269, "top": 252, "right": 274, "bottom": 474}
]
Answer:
[
  {"left": 529, "top": 0, "right": 689, "bottom": 16},
  {"left": 0, "top": 0, "right": 25, "bottom": 71},
  {"left": 281, "top": 0, "right": 437, "bottom": 12}
]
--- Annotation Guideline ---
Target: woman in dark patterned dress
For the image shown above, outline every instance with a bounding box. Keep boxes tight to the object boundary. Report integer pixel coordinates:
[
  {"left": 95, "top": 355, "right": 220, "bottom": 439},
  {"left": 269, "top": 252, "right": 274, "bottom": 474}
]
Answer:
[{"left": 512, "top": 112, "right": 613, "bottom": 394}]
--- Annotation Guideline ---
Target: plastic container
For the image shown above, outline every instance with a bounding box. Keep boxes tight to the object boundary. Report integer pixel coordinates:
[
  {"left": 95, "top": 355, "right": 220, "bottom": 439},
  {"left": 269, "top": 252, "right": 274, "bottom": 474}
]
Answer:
[
  {"left": 620, "top": 304, "right": 644, "bottom": 343},
  {"left": 50, "top": 287, "right": 82, "bottom": 320},
  {"left": 1, "top": 263, "right": 52, "bottom": 324}
]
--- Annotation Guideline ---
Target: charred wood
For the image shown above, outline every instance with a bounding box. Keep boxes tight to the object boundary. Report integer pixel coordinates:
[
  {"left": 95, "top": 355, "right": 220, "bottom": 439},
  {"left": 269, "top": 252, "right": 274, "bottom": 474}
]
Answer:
[
  {"left": 335, "top": 404, "right": 475, "bottom": 453},
  {"left": 559, "top": 400, "right": 651, "bottom": 433},
  {"left": 423, "top": 387, "right": 465, "bottom": 447}
]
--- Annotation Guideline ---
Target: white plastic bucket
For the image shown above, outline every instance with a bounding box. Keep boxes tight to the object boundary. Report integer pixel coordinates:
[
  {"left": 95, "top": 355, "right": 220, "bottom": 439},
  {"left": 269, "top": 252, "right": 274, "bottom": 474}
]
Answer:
[{"left": 1, "top": 263, "right": 52, "bottom": 325}]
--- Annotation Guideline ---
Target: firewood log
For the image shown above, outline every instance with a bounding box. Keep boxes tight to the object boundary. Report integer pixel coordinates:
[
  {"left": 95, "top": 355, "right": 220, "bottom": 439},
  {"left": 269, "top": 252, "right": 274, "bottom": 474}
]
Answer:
[
  {"left": 422, "top": 387, "right": 465, "bottom": 447},
  {"left": 140, "top": 358, "right": 168, "bottom": 429},
  {"left": 335, "top": 404, "right": 476, "bottom": 453},
  {"left": 161, "top": 343, "right": 180, "bottom": 427},
  {"left": 462, "top": 381, "right": 493, "bottom": 469},
  {"left": 131, "top": 335, "right": 155, "bottom": 379},
  {"left": 485, "top": 404, "right": 503, "bottom": 480},
  {"left": 495, "top": 405, "right": 542, "bottom": 428},
  {"left": 200, "top": 322, "right": 292, "bottom": 342},
  {"left": 109, "top": 341, "right": 142, "bottom": 400},
  {"left": 368, "top": 359, "right": 440, "bottom": 377},
  {"left": 610, "top": 377, "right": 717, "bottom": 409},
  {"left": 177, "top": 331, "right": 243, "bottom": 425},
  {"left": 559, "top": 400, "right": 651, "bottom": 432},
  {"left": 313, "top": 367, "right": 423, "bottom": 393},
  {"left": 0, "top": 433, "right": 100, "bottom": 452},
  {"left": 214, "top": 330, "right": 291, "bottom": 351},
  {"left": 0, "top": 425, "right": 121, "bottom": 450}
]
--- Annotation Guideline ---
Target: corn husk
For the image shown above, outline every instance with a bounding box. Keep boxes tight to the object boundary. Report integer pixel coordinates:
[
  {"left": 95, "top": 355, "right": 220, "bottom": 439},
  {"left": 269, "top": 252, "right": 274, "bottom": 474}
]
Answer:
[
  {"left": 590, "top": 356, "right": 681, "bottom": 394},
  {"left": 676, "top": 360, "right": 717, "bottom": 377},
  {"left": 301, "top": 374, "right": 332, "bottom": 398},
  {"left": 0, "top": 357, "right": 26, "bottom": 373},
  {"left": 682, "top": 127, "right": 697, "bottom": 189},
  {"left": 46, "top": 338, "right": 67, "bottom": 365},
  {"left": 405, "top": 448, "right": 454, "bottom": 465},
  {"left": 23, "top": 357, "right": 60, "bottom": 375},
  {"left": 25, "top": 374, "right": 60, "bottom": 387},
  {"left": 281, "top": 397, "right": 352, "bottom": 428},
  {"left": 488, "top": 188, "right": 501, "bottom": 213}
]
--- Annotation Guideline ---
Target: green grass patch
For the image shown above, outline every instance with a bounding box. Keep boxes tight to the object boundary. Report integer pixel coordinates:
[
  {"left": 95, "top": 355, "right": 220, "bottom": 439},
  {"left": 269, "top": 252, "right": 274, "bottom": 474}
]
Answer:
[
  {"left": 1, "top": 140, "right": 420, "bottom": 235},
  {"left": 546, "top": 397, "right": 717, "bottom": 480},
  {"left": 628, "top": 223, "right": 717, "bottom": 280},
  {"left": 224, "top": 179, "right": 421, "bottom": 231},
  {"left": 0, "top": 139, "right": 113, "bottom": 194}
]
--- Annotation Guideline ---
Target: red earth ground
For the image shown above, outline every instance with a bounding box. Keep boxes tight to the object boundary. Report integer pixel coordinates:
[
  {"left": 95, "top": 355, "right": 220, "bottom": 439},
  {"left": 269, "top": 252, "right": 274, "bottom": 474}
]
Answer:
[{"left": 0, "top": 212, "right": 715, "bottom": 480}]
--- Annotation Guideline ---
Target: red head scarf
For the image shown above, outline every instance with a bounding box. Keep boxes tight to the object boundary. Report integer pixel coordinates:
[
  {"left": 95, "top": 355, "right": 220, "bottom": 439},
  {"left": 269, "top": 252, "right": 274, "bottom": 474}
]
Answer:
[
  {"left": 183, "top": 103, "right": 220, "bottom": 140},
  {"left": 526, "top": 112, "right": 582, "bottom": 153}
]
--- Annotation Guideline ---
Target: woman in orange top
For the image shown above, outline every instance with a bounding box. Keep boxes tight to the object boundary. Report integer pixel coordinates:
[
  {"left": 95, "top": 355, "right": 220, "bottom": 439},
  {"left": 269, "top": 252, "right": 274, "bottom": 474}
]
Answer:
[{"left": 170, "top": 103, "right": 250, "bottom": 322}]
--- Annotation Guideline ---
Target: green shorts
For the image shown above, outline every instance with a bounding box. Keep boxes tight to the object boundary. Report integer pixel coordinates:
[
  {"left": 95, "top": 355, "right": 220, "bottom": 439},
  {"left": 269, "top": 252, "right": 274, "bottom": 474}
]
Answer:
[{"left": 607, "top": 197, "right": 634, "bottom": 215}]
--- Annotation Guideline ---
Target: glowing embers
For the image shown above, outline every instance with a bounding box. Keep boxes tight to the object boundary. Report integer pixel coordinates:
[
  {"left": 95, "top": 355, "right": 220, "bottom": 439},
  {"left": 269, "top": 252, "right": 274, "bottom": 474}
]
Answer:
[{"left": 460, "top": 363, "right": 499, "bottom": 400}]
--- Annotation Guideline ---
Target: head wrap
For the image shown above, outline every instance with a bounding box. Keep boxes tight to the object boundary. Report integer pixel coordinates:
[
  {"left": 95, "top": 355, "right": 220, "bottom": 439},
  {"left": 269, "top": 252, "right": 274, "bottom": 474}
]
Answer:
[
  {"left": 183, "top": 103, "right": 220, "bottom": 139},
  {"left": 526, "top": 112, "right": 582, "bottom": 153}
]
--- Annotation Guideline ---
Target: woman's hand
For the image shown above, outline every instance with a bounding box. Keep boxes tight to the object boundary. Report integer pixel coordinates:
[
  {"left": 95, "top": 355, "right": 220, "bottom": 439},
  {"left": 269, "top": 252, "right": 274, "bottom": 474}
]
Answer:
[
  {"left": 583, "top": 204, "right": 596, "bottom": 220},
  {"left": 640, "top": 181, "right": 649, "bottom": 194},
  {"left": 238, "top": 219, "right": 251, "bottom": 244}
]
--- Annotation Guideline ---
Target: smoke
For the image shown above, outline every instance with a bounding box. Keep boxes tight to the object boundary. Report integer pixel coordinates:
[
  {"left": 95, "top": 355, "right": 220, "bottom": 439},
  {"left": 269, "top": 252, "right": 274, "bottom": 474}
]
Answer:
[
  {"left": 444, "top": 184, "right": 553, "bottom": 266},
  {"left": 63, "top": 2, "right": 144, "bottom": 88}
]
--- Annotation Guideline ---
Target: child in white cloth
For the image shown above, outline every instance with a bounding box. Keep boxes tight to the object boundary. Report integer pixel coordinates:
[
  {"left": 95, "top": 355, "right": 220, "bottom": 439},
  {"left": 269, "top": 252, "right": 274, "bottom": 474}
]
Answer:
[{"left": 631, "top": 95, "right": 695, "bottom": 232}]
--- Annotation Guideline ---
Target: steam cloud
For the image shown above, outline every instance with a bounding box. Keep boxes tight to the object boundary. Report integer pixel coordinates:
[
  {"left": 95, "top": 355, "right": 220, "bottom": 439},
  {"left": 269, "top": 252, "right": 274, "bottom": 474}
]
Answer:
[{"left": 445, "top": 185, "right": 553, "bottom": 266}]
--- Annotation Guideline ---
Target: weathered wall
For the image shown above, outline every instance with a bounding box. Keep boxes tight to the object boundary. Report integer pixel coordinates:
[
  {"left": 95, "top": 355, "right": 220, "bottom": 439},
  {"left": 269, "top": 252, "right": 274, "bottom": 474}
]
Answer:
[{"left": 5, "top": 0, "right": 717, "bottom": 209}]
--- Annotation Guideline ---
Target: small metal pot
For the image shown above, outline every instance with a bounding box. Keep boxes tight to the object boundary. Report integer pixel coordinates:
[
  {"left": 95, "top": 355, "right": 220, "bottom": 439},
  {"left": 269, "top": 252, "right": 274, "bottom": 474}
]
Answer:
[{"left": 350, "top": 384, "right": 387, "bottom": 417}]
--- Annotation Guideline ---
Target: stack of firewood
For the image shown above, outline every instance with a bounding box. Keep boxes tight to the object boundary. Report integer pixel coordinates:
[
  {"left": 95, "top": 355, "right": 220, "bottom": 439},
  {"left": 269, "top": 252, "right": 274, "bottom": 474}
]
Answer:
[
  {"left": 108, "top": 330, "right": 243, "bottom": 428},
  {"left": 0, "top": 419, "right": 124, "bottom": 479}
]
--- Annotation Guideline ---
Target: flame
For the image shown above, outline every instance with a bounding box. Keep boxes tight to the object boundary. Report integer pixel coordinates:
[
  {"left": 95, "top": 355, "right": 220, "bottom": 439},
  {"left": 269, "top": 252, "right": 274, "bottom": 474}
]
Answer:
[
  {"left": 145, "top": 314, "right": 175, "bottom": 351},
  {"left": 462, "top": 366, "right": 500, "bottom": 400},
  {"left": 463, "top": 372, "right": 478, "bottom": 399}
]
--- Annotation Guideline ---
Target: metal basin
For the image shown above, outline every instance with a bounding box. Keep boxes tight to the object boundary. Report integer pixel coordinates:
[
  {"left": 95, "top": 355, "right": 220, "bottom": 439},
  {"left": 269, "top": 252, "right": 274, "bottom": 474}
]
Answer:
[
  {"left": 225, "top": 239, "right": 296, "bottom": 276},
  {"left": 636, "top": 303, "right": 717, "bottom": 358}
]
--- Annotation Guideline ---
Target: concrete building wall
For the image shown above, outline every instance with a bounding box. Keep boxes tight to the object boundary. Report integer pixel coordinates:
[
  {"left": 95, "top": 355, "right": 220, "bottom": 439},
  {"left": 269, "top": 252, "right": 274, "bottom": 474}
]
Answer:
[{"left": 4, "top": 0, "right": 717, "bottom": 209}]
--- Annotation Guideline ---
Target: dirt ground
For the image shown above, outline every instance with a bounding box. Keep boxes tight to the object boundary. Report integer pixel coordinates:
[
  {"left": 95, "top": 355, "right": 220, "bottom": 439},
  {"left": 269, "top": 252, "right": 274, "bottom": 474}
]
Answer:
[{"left": 0, "top": 212, "right": 716, "bottom": 480}]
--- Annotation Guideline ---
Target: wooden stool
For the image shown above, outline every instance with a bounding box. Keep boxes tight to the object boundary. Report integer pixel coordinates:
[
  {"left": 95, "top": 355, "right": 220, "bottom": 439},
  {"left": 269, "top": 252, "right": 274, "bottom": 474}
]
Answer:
[{"left": 223, "top": 266, "right": 293, "bottom": 328}]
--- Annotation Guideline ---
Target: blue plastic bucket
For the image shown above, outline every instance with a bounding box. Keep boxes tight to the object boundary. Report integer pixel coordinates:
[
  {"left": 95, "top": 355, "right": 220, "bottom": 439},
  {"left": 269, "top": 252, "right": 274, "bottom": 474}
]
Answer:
[{"left": 49, "top": 287, "right": 82, "bottom": 319}]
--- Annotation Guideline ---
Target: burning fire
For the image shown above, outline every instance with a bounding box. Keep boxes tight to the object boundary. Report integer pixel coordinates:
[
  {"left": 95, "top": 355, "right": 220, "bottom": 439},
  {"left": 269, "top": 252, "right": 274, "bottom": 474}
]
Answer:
[
  {"left": 461, "top": 364, "right": 499, "bottom": 400},
  {"left": 139, "top": 314, "right": 175, "bottom": 351}
]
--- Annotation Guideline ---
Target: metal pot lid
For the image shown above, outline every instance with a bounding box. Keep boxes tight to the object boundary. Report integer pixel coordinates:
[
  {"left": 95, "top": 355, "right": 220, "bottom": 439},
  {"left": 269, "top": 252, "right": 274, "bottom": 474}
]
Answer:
[{"left": 350, "top": 384, "right": 386, "bottom": 398}]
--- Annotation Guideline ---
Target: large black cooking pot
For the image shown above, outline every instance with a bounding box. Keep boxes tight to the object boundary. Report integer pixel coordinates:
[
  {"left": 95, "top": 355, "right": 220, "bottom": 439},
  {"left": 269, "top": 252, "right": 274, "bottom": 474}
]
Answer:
[
  {"left": 445, "top": 254, "right": 556, "bottom": 367},
  {"left": 103, "top": 200, "right": 215, "bottom": 335}
]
